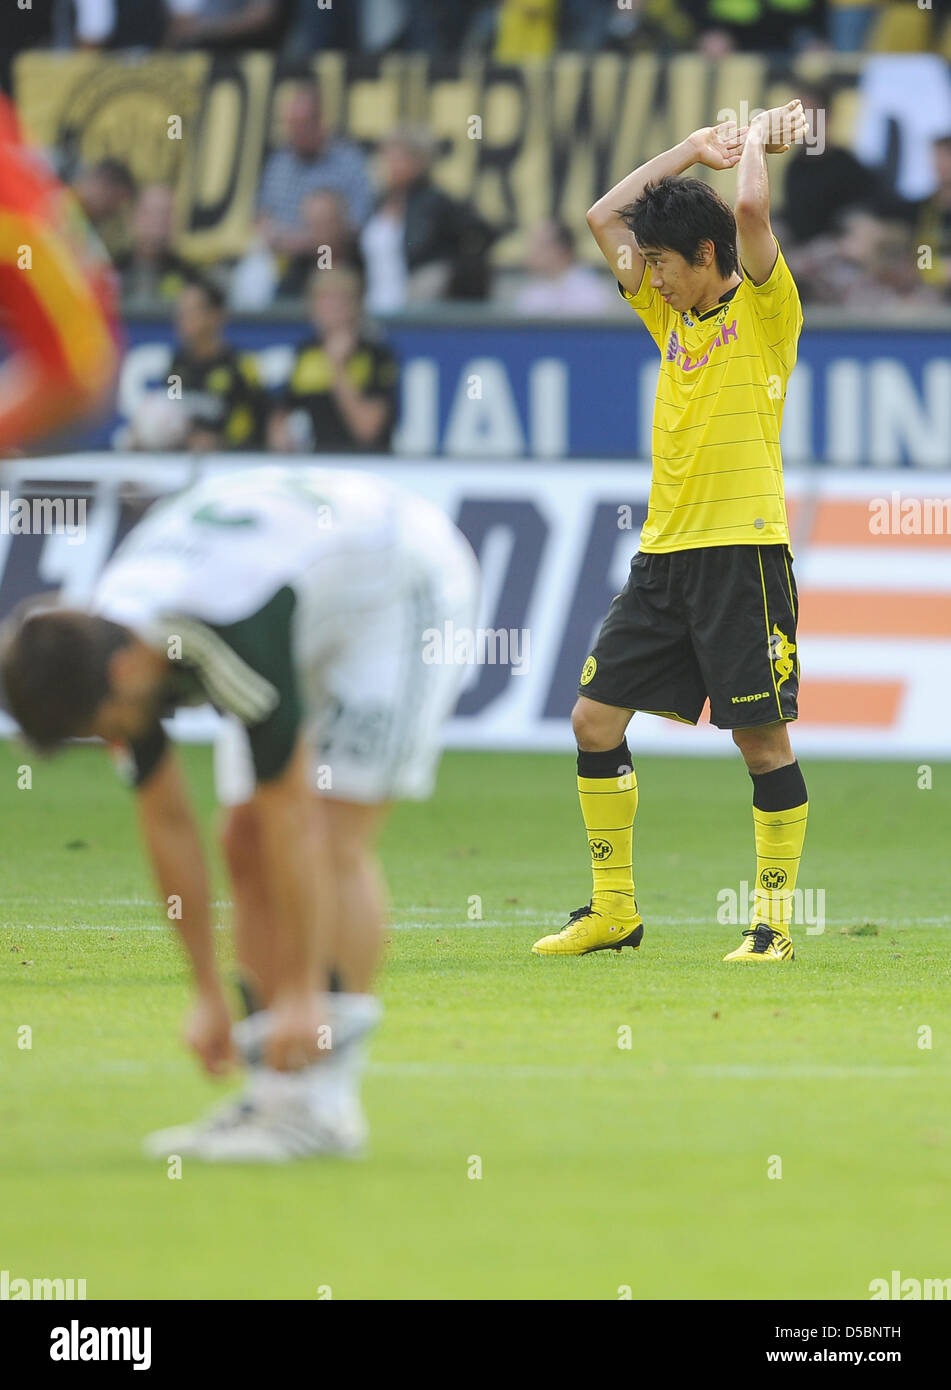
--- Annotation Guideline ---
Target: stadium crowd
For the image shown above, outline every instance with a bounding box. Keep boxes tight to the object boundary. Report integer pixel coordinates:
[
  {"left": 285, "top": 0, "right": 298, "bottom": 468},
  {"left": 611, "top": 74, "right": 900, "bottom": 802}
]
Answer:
[
  {"left": 8, "top": 2, "right": 951, "bottom": 451},
  {"left": 8, "top": 2, "right": 951, "bottom": 64}
]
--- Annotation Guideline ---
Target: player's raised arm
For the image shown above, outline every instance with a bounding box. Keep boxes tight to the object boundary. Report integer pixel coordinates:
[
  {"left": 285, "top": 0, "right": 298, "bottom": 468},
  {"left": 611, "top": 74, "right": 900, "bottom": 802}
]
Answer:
[
  {"left": 585, "top": 124, "right": 745, "bottom": 295},
  {"left": 734, "top": 99, "right": 806, "bottom": 286}
]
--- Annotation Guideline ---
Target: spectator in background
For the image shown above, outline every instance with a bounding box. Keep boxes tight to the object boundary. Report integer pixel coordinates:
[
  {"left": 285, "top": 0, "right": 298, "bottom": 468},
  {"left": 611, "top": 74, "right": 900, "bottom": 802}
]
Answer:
[
  {"left": 401, "top": 1, "right": 498, "bottom": 54},
  {"left": 115, "top": 184, "right": 194, "bottom": 307},
  {"left": 276, "top": 189, "right": 365, "bottom": 300},
  {"left": 780, "top": 81, "right": 887, "bottom": 245},
  {"left": 787, "top": 209, "right": 939, "bottom": 313},
  {"left": 1, "top": 2, "right": 53, "bottom": 92},
  {"left": 285, "top": 0, "right": 356, "bottom": 56},
  {"left": 257, "top": 77, "right": 373, "bottom": 260},
  {"left": 129, "top": 276, "right": 265, "bottom": 452},
  {"left": 915, "top": 134, "right": 951, "bottom": 299},
  {"left": 680, "top": 0, "right": 827, "bottom": 55},
  {"left": 495, "top": 0, "right": 559, "bottom": 58},
  {"left": 269, "top": 267, "right": 398, "bottom": 453},
  {"left": 360, "top": 126, "right": 495, "bottom": 313},
  {"left": 55, "top": 0, "right": 166, "bottom": 49},
  {"left": 165, "top": 0, "right": 294, "bottom": 50},
  {"left": 513, "top": 219, "right": 617, "bottom": 316},
  {"left": 72, "top": 159, "right": 137, "bottom": 261},
  {"left": 232, "top": 186, "right": 365, "bottom": 309},
  {"left": 826, "top": 0, "right": 882, "bottom": 52}
]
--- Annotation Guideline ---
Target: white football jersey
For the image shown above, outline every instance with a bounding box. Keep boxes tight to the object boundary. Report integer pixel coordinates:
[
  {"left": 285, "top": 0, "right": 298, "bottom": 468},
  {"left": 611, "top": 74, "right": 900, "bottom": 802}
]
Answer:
[{"left": 93, "top": 466, "right": 475, "bottom": 784}]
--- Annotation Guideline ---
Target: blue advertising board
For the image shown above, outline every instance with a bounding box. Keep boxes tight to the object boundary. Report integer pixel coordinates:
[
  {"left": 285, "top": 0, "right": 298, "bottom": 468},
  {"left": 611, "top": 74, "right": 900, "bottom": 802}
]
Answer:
[{"left": 100, "top": 317, "right": 951, "bottom": 467}]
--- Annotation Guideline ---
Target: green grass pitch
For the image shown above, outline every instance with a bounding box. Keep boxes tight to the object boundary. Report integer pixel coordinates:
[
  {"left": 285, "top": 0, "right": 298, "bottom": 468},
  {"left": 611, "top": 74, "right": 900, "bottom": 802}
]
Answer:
[{"left": 1, "top": 741, "right": 949, "bottom": 1300}]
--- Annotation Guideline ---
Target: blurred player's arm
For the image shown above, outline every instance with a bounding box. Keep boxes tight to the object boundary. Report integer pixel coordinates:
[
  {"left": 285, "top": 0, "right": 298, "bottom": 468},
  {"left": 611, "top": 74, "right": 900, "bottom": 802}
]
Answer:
[
  {"left": 0, "top": 217, "right": 118, "bottom": 453},
  {"left": 586, "top": 124, "right": 746, "bottom": 294},
  {"left": 735, "top": 100, "right": 806, "bottom": 286},
  {"left": 251, "top": 735, "right": 334, "bottom": 1071},
  {"left": 133, "top": 732, "right": 236, "bottom": 1075}
]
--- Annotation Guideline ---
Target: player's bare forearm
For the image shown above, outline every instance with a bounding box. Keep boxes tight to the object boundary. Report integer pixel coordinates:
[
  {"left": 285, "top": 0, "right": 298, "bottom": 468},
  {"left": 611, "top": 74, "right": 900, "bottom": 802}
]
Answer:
[
  {"left": 734, "top": 100, "right": 806, "bottom": 284},
  {"left": 587, "top": 138, "right": 697, "bottom": 229},
  {"left": 586, "top": 139, "right": 696, "bottom": 291},
  {"left": 734, "top": 118, "right": 771, "bottom": 223},
  {"left": 136, "top": 748, "right": 221, "bottom": 997},
  {"left": 734, "top": 117, "right": 777, "bottom": 286}
]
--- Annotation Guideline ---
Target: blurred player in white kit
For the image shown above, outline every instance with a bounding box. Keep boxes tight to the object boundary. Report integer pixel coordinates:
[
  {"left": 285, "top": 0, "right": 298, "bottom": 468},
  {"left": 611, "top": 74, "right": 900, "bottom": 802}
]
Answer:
[{"left": 0, "top": 466, "right": 480, "bottom": 1162}]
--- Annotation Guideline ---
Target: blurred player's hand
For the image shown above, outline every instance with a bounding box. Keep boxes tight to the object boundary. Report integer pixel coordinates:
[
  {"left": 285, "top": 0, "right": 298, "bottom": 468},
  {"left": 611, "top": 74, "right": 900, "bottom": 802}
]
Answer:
[
  {"left": 752, "top": 100, "right": 807, "bottom": 155},
  {"left": 266, "top": 992, "right": 325, "bottom": 1072},
  {"left": 687, "top": 123, "right": 747, "bottom": 171},
  {"left": 185, "top": 989, "right": 238, "bottom": 1077}
]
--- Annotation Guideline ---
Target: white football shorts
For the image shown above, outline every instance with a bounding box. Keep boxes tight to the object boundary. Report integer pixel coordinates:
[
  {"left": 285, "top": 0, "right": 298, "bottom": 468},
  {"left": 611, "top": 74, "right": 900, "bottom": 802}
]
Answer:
[{"left": 214, "top": 501, "right": 479, "bottom": 806}]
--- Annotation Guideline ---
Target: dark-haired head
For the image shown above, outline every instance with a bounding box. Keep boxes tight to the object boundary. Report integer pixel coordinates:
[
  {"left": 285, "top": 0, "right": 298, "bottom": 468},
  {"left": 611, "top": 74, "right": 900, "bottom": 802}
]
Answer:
[
  {"left": 0, "top": 607, "right": 137, "bottom": 752},
  {"left": 616, "top": 176, "right": 739, "bottom": 280}
]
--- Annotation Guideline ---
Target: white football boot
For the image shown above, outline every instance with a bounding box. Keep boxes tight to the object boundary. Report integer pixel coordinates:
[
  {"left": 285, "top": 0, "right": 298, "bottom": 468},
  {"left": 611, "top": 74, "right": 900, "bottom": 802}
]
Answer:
[{"left": 143, "top": 993, "right": 381, "bottom": 1163}]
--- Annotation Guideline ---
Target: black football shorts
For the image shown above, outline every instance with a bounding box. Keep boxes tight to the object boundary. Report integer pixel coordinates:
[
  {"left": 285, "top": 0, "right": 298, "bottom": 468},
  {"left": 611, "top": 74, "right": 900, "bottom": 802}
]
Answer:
[{"left": 578, "top": 544, "right": 800, "bottom": 729}]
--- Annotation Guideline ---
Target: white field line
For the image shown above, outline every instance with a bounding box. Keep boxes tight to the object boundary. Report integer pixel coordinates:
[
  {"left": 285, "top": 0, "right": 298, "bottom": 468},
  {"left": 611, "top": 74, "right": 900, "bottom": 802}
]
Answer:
[
  {"left": 366, "top": 1061, "right": 943, "bottom": 1081},
  {"left": 3, "top": 916, "right": 950, "bottom": 933},
  {"left": 87, "top": 1059, "right": 947, "bottom": 1082},
  {"left": 1, "top": 899, "right": 950, "bottom": 930}
]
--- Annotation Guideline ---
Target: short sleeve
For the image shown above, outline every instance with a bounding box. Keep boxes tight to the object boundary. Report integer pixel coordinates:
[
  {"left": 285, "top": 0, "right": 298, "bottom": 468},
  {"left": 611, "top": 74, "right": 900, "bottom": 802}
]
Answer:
[
  {"left": 741, "top": 241, "right": 802, "bottom": 327},
  {"left": 617, "top": 262, "right": 677, "bottom": 353},
  {"left": 740, "top": 241, "right": 803, "bottom": 370}
]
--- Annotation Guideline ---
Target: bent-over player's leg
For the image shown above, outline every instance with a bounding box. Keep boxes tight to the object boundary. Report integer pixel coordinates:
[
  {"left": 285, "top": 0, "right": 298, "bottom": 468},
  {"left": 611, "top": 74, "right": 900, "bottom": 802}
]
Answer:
[
  {"left": 324, "top": 799, "right": 390, "bottom": 995},
  {"left": 219, "top": 801, "right": 280, "bottom": 1008}
]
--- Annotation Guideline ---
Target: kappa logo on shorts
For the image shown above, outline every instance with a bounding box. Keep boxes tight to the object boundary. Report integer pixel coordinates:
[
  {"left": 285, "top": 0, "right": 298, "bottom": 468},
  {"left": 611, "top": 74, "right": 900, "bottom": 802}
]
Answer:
[
  {"left": 580, "top": 655, "right": 597, "bottom": 686},
  {"left": 760, "top": 867, "right": 788, "bottom": 890},
  {"left": 768, "top": 625, "right": 796, "bottom": 688},
  {"left": 588, "top": 838, "right": 613, "bottom": 862}
]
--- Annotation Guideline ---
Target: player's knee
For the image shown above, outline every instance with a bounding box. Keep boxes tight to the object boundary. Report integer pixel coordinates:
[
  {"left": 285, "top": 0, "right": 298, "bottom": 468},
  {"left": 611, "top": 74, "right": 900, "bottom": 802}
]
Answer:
[
  {"left": 571, "top": 698, "right": 624, "bottom": 751},
  {"left": 732, "top": 724, "right": 792, "bottom": 774}
]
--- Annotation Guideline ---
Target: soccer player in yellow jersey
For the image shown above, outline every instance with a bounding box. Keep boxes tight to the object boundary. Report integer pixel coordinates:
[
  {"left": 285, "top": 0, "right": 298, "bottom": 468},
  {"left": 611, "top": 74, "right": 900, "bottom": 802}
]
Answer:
[{"left": 533, "top": 101, "right": 810, "bottom": 963}]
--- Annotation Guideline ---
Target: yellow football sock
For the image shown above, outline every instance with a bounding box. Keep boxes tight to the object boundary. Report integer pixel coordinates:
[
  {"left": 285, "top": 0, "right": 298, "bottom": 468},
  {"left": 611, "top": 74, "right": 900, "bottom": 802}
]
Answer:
[
  {"left": 577, "top": 750, "right": 638, "bottom": 921},
  {"left": 752, "top": 800, "right": 809, "bottom": 932}
]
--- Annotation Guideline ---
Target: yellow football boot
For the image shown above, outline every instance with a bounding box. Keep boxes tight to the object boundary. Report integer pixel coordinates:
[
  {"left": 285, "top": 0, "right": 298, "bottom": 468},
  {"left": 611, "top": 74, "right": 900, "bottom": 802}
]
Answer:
[
  {"left": 532, "top": 903, "right": 644, "bottom": 957},
  {"left": 723, "top": 923, "right": 795, "bottom": 962}
]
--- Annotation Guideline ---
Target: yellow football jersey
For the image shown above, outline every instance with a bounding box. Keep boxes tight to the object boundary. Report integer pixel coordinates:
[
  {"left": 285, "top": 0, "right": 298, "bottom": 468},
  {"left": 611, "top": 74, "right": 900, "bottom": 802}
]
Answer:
[{"left": 621, "top": 242, "right": 803, "bottom": 554}]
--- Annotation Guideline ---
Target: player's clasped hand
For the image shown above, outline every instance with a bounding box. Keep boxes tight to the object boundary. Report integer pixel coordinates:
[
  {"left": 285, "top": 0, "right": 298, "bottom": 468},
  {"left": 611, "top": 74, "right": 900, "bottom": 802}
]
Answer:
[
  {"left": 184, "top": 989, "right": 238, "bottom": 1077},
  {"left": 754, "top": 99, "right": 808, "bottom": 156},
  {"left": 687, "top": 122, "right": 747, "bottom": 171}
]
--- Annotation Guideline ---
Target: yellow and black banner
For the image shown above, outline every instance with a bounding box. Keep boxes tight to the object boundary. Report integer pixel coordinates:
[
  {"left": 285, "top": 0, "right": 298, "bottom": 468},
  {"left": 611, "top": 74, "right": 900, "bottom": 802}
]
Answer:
[{"left": 14, "top": 51, "right": 854, "bottom": 266}]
